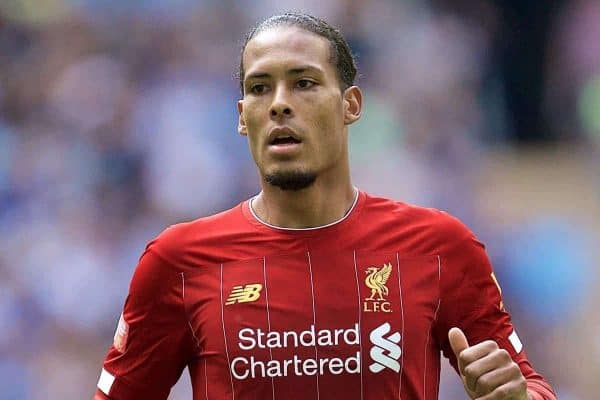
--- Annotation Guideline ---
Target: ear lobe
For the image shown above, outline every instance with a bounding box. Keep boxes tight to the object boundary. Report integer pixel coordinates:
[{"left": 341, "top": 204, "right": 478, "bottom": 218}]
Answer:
[
  {"left": 343, "top": 86, "right": 362, "bottom": 125},
  {"left": 237, "top": 100, "right": 248, "bottom": 136}
]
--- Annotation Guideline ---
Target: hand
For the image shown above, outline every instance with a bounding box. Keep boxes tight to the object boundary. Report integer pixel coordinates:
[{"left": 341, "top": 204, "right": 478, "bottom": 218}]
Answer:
[{"left": 448, "top": 327, "right": 530, "bottom": 400}]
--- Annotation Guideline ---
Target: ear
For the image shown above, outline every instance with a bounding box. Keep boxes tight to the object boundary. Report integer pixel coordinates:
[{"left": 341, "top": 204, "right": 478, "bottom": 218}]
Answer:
[
  {"left": 237, "top": 99, "right": 248, "bottom": 136},
  {"left": 342, "top": 86, "right": 362, "bottom": 125}
]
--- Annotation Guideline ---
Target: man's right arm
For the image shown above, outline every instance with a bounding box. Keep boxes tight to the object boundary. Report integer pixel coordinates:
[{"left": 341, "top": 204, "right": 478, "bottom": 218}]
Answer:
[{"left": 93, "top": 239, "right": 195, "bottom": 399}]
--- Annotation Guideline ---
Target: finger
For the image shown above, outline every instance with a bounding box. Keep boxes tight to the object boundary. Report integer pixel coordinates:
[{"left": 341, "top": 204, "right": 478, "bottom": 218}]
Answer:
[
  {"left": 459, "top": 340, "right": 499, "bottom": 370},
  {"left": 448, "top": 327, "right": 470, "bottom": 369},
  {"left": 472, "top": 363, "right": 525, "bottom": 398},
  {"left": 474, "top": 377, "right": 527, "bottom": 400},
  {"left": 463, "top": 347, "right": 512, "bottom": 392}
]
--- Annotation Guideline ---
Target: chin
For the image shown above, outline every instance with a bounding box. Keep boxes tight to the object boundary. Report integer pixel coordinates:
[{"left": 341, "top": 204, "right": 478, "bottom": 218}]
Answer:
[{"left": 264, "top": 169, "right": 317, "bottom": 191}]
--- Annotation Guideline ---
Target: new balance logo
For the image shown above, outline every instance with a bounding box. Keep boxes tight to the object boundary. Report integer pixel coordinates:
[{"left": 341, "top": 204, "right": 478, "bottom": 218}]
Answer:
[
  {"left": 226, "top": 284, "right": 263, "bottom": 305},
  {"left": 369, "top": 322, "right": 401, "bottom": 373}
]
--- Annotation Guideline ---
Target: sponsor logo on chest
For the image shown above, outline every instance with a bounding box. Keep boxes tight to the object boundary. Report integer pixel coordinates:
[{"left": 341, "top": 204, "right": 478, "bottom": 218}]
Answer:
[{"left": 231, "top": 322, "right": 401, "bottom": 379}]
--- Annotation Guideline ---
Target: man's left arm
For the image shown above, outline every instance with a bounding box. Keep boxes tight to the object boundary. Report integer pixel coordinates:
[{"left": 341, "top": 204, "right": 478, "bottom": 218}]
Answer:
[
  {"left": 448, "top": 326, "right": 550, "bottom": 400},
  {"left": 434, "top": 222, "right": 557, "bottom": 400}
]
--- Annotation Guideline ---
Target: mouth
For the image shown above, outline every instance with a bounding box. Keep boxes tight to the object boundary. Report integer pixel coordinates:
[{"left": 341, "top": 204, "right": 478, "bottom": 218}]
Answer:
[
  {"left": 270, "top": 136, "right": 301, "bottom": 146},
  {"left": 268, "top": 127, "right": 302, "bottom": 146},
  {"left": 266, "top": 127, "right": 303, "bottom": 157}
]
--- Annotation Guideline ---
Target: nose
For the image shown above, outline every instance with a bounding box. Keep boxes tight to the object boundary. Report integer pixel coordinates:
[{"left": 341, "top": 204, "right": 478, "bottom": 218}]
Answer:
[{"left": 269, "top": 85, "right": 293, "bottom": 119}]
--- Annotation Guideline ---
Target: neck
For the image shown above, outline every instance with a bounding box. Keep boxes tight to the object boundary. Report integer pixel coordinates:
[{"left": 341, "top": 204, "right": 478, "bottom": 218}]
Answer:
[{"left": 252, "top": 174, "right": 356, "bottom": 229}]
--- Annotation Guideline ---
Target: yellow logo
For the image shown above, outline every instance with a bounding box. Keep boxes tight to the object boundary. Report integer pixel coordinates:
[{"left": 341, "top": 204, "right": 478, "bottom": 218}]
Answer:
[
  {"left": 113, "top": 313, "right": 129, "bottom": 353},
  {"left": 490, "top": 272, "right": 505, "bottom": 310},
  {"left": 363, "top": 263, "right": 392, "bottom": 313},
  {"left": 226, "top": 283, "right": 263, "bottom": 305}
]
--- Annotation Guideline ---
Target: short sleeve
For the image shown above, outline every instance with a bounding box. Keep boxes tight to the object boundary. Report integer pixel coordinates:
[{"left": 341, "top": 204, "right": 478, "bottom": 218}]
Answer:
[{"left": 94, "top": 240, "right": 195, "bottom": 400}]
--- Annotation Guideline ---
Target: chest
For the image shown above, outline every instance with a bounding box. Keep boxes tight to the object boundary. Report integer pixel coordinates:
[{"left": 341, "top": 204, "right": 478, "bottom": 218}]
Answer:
[{"left": 183, "top": 249, "right": 440, "bottom": 370}]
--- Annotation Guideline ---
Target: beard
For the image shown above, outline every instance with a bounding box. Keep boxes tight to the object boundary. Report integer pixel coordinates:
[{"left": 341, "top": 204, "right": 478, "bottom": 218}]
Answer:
[{"left": 264, "top": 169, "right": 317, "bottom": 191}]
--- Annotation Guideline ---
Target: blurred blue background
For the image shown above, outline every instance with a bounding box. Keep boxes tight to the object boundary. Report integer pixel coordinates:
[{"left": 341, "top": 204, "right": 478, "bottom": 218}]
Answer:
[{"left": 0, "top": 0, "right": 598, "bottom": 399}]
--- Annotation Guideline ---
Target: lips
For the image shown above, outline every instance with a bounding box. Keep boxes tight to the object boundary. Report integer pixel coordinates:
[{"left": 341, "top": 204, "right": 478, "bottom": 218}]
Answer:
[{"left": 268, "top": 127, "right": 302, "bottom": 145}]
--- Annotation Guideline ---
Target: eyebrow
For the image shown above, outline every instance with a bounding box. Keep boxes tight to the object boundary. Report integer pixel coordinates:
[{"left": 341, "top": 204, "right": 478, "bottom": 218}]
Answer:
[{"left": 245, "top": 65, "right": 324, "bottom": 82}]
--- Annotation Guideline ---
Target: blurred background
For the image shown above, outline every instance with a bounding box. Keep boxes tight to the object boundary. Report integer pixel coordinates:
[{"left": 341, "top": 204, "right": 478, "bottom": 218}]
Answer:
[{"left": 0, "top": 0, "right": 598, "bottom": 398}]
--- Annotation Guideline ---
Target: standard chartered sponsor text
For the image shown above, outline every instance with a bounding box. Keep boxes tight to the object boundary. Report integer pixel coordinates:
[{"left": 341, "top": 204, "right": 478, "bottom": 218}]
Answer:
[
  {"left": 231, "top": 353, "right": 361, "bottom": 379},
  {"left": 232, "top": 324, "right": 360, "bottom": 379}
]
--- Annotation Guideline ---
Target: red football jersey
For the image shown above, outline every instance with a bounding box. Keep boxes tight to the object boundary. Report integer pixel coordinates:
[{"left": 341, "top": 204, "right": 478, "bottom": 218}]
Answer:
[{"left": 95, "top": 191, "right": 555, "bottom": 400}]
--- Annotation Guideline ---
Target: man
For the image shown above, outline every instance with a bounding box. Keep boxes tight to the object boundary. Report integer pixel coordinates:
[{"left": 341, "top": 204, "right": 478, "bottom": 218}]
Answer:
[{"left": 95, "top": 12, "right": 556, "bottom": 400}]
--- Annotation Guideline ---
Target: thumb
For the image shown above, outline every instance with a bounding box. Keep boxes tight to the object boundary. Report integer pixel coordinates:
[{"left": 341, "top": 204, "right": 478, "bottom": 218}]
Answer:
[{"left": 448, "top": 327, "right": 470, "bottom": 369}]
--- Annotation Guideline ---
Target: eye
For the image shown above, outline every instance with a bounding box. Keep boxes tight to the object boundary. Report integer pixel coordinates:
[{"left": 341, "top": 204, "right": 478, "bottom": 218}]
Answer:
[
  {"left": 249, "top": 84, "right": 267, "bottom": 95},
  {"left": 296, "top": 79, "right": 315, "bottom": 89}
]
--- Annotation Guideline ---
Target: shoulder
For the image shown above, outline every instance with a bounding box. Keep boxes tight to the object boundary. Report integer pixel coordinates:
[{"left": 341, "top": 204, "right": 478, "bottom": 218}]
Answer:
[
  {"left": 362, "top": 192, "right": 474, "bottom": 254},
  {"left": 146, "top": 203, "right": 247, "bottom": 269},
  {"left": 364, "top": 194, "right": 493, "bottom": 293}
]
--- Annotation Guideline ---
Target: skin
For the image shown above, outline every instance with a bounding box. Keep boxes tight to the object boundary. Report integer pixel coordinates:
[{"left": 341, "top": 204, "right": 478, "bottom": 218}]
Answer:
[
  {"left": 238, "top": 26, "right": 361, "bottom": 228},
  {"left": 449, "top": 328, "right": 532, "bottom": 400},
  {"left": 238, "top": 25, "right": 533, "bottom": 399}
]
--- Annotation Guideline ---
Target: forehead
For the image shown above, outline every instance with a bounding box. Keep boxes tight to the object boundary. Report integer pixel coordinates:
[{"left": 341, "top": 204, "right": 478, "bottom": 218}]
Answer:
[{"left": 243, "top": 26, "right": 333, "bottom": 76}]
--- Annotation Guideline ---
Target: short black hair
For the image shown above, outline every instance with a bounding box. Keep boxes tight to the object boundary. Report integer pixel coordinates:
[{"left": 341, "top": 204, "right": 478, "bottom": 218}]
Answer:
[{"left": 238, "top": 12, "right": 357, "bottom": 95}]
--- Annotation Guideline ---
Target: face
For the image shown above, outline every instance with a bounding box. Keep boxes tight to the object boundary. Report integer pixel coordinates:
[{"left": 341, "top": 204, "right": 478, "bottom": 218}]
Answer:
[{"left": 238, "top": 26, "right": 361, "bottom": 190}]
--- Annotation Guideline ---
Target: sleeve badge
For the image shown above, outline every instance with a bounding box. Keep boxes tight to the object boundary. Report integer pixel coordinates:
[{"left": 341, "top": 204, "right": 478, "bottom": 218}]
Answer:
[{"left": 113, "top": 313, "right": 129, "bottom": 353}]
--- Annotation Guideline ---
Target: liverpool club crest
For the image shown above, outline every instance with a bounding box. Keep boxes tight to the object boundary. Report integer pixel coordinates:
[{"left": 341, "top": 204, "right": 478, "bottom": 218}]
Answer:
[{"left": 363, "top": 263, "right": 392, "bottom": 313}]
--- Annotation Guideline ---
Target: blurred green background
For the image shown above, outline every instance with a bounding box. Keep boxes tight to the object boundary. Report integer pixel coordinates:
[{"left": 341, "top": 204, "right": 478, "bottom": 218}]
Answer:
[{"left": 0, "top": 0, "right": 598, "bottom": 399}]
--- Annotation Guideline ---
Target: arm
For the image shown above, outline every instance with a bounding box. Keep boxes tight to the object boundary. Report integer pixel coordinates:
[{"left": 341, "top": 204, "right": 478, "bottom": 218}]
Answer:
[
  {"left": 448, "top": 327, "right": 548, "bottom": 400},
  {"left": 434, "top": 221, "right": 556, "bottom": 400},
  {"left": 93, "top": 238, "right": 195, "bottom": 399}
]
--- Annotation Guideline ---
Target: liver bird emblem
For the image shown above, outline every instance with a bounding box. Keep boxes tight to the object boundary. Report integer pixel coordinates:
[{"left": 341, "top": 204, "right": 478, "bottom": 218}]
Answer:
[{"left": 365, "top": 263, "right": 392, "bottom": 301}]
